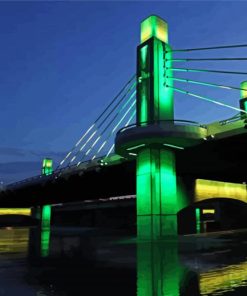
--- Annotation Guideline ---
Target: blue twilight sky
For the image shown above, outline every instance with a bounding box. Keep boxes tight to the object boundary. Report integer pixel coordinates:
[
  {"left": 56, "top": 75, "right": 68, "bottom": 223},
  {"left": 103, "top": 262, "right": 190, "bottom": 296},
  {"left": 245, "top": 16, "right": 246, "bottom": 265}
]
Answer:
[{"left": 1, "top": 0, "right": 247, "bottom": 184}]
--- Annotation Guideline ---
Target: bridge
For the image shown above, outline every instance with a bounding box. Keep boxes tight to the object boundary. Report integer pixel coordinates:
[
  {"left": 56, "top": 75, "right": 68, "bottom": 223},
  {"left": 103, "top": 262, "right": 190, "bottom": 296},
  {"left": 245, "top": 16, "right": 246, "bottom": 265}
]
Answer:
[{"left": 1, "top": 15, "right": 247, "bottom": 242}]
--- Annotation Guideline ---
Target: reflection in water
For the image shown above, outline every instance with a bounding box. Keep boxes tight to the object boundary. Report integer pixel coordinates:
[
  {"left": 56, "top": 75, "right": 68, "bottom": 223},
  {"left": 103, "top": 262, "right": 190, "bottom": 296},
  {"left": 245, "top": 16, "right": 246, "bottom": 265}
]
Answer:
[
  {"left": 137, "top": 240, "right": 182, "bottom": 296},
  {"left": 136, "top": 235, "right": 247, "bottom": 295},
  {"left": 40, "top": 205, "right": 51, "bottom": 258},
  {"left": 0, "top": 227, "right": 29, "bottom": 254},
  {"left": 1, "top": 226, "right": 247, "bottom": 295},
  {"left": 200, "top": 260, "right": 247, "bottom": 295},
  {"left": 40, "top": 228, "right": 50, "bottom": 258}
]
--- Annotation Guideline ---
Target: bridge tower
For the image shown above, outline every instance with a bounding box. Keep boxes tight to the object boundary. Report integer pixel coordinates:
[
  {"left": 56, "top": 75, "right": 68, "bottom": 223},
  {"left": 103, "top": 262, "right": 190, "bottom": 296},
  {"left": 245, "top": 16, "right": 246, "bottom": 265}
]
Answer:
[
  {"left": 240, "top": 81, "right": 247, "bottom": 117},
  {"left": 30, "top": 158, "right": 52, "bottom": 257},
  {"left": 116, "top": 15, "right": 177, "bottom": 239},
  {"left": 115, "top": 15, "right": 206, "bottom": 239},
  {"left": 135, "top": 16, "right": 177, "bottom": 239}
]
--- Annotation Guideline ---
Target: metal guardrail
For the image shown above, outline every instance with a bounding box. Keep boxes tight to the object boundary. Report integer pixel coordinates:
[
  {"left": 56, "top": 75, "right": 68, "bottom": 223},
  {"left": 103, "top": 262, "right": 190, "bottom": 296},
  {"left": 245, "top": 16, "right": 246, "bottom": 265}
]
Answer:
[
  {"left": 5, "top": 155, "right": 113, "bottom": 190},
  {"left": 117, "top": 119, "right": 207, "bottom": 135},
  {"left": 7, "top": 116, "right": 242, "bottom": 190},
  {"left": 218, "top": 113, "right": 242, "bottom": 125}
]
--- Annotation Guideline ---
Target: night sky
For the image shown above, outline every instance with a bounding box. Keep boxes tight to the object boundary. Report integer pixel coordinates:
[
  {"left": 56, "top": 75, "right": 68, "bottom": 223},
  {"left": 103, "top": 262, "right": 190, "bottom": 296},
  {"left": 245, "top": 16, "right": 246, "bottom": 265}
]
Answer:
[{"left": 1, "top": 1, "right": 247, "bottom": 184}]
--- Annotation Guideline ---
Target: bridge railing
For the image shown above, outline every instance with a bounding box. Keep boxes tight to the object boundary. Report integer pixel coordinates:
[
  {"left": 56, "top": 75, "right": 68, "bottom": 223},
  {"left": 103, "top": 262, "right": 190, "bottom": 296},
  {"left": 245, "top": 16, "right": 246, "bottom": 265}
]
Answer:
[
  {"left": 117, "top": 119, "right": 207, "bottom": 135},
  {"left": 218, "top": 112, "right": 242, "bottom": 125},
  {"left": 5, "top": 155, "right": 112, "bottom": 190}
]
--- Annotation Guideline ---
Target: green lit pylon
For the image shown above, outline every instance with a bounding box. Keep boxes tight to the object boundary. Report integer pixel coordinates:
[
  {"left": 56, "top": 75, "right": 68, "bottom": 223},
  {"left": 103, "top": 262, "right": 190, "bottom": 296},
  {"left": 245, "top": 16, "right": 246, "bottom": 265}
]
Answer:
[
  {"left": 136, "top": 15, "right": 177, "bottom": 240},
  {"left": 40, "top": 158, "right": 52, "bottom": 257},
  {"left": 240, "top": 81, "right": 247, "bottom": 118}
]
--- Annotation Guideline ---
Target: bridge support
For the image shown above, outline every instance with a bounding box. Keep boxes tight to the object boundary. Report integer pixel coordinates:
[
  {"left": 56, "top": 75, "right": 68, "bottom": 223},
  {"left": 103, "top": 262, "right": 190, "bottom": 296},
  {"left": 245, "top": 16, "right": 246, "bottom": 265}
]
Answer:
[
  {"left": 239, "top": 81, "right": 247, "bottom": 118},
  {"left": 29, "top": 158, "right": 53, "bottom": 257},
  {"left": 137, "top": 148, "right": 177, "bottom": 239},
  {"left": 136, "top": 15, "right": 178, "bottom": 239}
]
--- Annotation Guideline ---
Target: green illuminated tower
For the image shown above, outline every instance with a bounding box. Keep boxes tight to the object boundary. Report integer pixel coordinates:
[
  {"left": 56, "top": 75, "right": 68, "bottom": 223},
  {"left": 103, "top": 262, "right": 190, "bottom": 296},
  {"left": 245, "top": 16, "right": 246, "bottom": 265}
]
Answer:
[
  {"left": 136, "top": 15, "right": 177, "bottom": 239},
  {"left": 115, "top": 15, "right": 205, "bottom": 239},
  {"left": 40, "top": 158, "right": 52, "bottom": 256},
  {"left": 240, "top": 81, "right": 247, "bottom": 118},
  {"left": 42, "top": 158, "right": 53, "bottom": 176}
]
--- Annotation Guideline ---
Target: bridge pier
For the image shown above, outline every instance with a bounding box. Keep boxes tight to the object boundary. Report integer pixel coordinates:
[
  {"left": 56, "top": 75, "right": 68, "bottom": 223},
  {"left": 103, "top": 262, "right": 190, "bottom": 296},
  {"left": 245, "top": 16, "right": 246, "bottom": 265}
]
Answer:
[
  {"left": 29, "top": 205, "right": 51, "bottom": 258},
  {"left": 29, "top": 158, "right": 53, "bottom": 257},
  {"left": 239, "top": 81, "right": 247, "bottom": 118},
  {"left": 136, "top": 16, "right": 178, "bottom": 239},
  {"left": 115, "top": 15, "right": 182, "bottom": 239},
  {"left": 137, "top": 147, "right": 177, "bottom": 239}
]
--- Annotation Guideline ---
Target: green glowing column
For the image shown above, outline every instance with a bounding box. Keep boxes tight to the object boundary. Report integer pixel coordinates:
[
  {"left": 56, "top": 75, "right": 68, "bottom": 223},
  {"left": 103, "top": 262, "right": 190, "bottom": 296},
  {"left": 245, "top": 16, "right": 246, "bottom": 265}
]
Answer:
[
  {"left": 137, "top": 148, "right": 177, "bottom": 239},
  {"left": 136, "top": 16, "right": 178, "bottom": 239},
  {"left": 40, "top": 158, "right": 53, "bottom": 257},
  {"left": 239, "top": 81, "right": 247, "bottom": 118},
  {"left": 195, "top": 208, "right": 201, "bottom": 234}
]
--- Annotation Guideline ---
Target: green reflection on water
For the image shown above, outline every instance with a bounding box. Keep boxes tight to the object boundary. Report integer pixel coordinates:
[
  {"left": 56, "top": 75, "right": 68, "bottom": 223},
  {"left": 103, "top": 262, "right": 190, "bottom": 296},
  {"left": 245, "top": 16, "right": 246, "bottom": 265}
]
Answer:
[
  {"left": 41, "top": 227, "right": 50, "bottom": 258},
  {"left": 137, "top": 240, "right": 183, "bottom": 296},
  {"left": 136, "top": 236, "right": 247, "bottom": 295},
  {"left": 40, "top": 205, "right": 51, "bottom": 257}
]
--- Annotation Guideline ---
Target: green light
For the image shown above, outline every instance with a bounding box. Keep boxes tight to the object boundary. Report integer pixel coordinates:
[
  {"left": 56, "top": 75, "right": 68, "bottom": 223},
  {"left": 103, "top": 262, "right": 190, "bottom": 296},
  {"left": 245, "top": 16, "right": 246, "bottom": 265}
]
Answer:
[
  {"left": 41, "top": 228, "right": 50, "bottom": 258},
  {"left": 158, "top": 43, "right": 173, "bottom": 120},
  {"left": 141, "top": 15, "right": 168, "bottom": 44},
  {"left": 195, "top": 208, "right": 201, "bottom": 234},
  {"left": 137, "top": 148, "right": 177, "bottom": 239},
  {"left": 136, "top": 16, "right": 178, "bottom": 239},
  {"left": 139, "top": 45, "right": 149, "bottom": 124},
  {"left": 160, "top": 149, "right": 177, "bottom": 215},
  {"left": 41, "top": 205, "right": 51, "bottom": 229},
  {"left": 241, "top": 81, "right": 247, "bottom": 100},
  {"left": 41, "top": 205, "right": 51, "bottom": 257},
  {"left": 244, "top": 101, "right": 247, "bottom": 111},
  {"left": 42, "top": 158, "right": 53, "bottom": 176},
  {"left": 137, "top": 20, "right": 173, "bottom": 124},
  {"left": 137, "top": 242, "right": 181, "bottom": 296}
]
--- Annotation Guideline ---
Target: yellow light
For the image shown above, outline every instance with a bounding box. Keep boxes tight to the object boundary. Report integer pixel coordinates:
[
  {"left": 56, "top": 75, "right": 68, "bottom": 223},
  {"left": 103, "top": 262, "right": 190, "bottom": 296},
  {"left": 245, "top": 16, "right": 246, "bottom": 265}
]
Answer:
[
  {"left": 195, "top": 179, "right": 247, "bottom": 203},
  {"left": 241, "top": 81, "right": 247, "bottom": 99},
  {"left": 0, "top": 208, "right": 31, "bottom": 216},
  {"left": 202, "top": 209, "right": 215, "bottom": 214},
  {"left": 141, "top": 15, "right": 168, "bottom": 44},
  {"left": 200, "top": 260, "right": 247, "bottom": 295}
]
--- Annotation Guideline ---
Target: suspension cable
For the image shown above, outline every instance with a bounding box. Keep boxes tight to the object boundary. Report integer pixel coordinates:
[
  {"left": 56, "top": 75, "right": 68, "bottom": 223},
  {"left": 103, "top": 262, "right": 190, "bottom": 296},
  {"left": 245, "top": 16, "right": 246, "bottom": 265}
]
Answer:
[
  {"left": 85, "top": 99, "right": 136, "bottom": 164},
  {"left": 82, "top": 98, "right": 136, "bottom": 163},
  {"left": 70, "top": 89, "right": 136, "bottom": 165},
  {"left": 169, "top": 67, "right": 247, "bottom": 76},
  {"left": 58, "top": 78, "right": 136, "bottom": 168},
  {"left": 166, "top": 85, "right": 247, "bottom": 114},
  {"left": 168, "top": 58, "right": 247, "bottom": 62},
  {"left": 169, "top": 77, "right": 247, "bottom": 92},
  {"left": 56, "top": 75, "right": 136, "bottom": 169},
  {"left": 103, "top": 109, "right": 137, "bottom": 160},
  {"left": 167, "top": 44, "right": 247, "bottom": 53}
]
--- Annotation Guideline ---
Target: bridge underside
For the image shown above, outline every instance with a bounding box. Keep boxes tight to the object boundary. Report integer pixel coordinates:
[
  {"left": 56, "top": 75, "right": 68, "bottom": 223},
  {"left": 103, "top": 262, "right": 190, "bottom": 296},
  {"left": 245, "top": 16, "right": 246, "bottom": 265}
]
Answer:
[{"left": 1, "top": 132, "right": 247, "bottom": 207}]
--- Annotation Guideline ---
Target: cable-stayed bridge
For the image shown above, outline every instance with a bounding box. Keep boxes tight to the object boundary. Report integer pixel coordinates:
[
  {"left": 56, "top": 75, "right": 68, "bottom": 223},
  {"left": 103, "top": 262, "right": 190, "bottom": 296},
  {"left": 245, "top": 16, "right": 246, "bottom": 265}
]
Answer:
[{"left": 1, "top": 15, "right": 247, "bottom": 239}]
